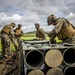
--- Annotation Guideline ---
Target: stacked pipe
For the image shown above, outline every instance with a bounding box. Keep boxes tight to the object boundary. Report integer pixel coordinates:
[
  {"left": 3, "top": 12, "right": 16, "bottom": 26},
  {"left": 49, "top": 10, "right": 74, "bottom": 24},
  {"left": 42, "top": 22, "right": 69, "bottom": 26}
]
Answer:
[
  {"left": 63, "top": 48, "right": 75, "bottom": 75},
  {"left": 25, "top": 50, "right": 44, "bottom": 69},
  {"left": 22, "top": 41, "right": 75, "bottom": 75},
  {"left": 44, "top": 49, "right": 63, "bottom": 75},
  {"left": 25, "top": 48, "right": 45, "bottom": 75}
]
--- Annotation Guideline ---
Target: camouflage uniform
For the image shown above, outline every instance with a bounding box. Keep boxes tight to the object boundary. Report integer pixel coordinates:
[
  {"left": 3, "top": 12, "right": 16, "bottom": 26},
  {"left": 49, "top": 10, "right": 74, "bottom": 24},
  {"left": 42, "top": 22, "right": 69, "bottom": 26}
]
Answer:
[
  {"left": 47, "top": 14, "right": 75, "bottom": 44},
  {"left": 35, "top": 23, "right": 46, "bottom": 41},
  {"left": 1, "top": 23, "right": 16, "bottom": 57},
  {"left": 14, "top": 24, "right": 23, "bottom": 49}
]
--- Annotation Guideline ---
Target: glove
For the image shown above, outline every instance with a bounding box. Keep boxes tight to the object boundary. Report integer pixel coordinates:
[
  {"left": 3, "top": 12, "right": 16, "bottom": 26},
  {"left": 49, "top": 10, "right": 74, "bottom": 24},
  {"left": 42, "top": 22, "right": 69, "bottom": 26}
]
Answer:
[
  {"left": 50, "top": 39, "right": 56, "bottom": 44},
  {"left": 46, "top": 32, "right": 51, "bottom": 37}
]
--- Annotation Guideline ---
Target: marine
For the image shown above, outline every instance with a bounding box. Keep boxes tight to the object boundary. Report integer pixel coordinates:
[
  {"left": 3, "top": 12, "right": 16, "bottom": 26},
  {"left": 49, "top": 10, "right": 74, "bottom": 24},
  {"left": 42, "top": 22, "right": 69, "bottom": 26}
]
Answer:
[
  {"left": 47, "top": 14, "right": 75, "bottom": 44},
  {"left": 35, "top": 23, "right": 46, "bottom": 41},
  {"left": 0, "top": 22, "right": 17, "bottom": 59},
  {"left": 14, "top": 24, "right": 23, "bottom": 50}
]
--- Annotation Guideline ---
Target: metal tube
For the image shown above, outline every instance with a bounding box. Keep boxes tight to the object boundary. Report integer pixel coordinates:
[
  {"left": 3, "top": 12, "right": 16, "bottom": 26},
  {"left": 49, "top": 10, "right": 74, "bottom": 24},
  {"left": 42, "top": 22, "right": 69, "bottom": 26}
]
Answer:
[
  {"left": 46, "top": 68, "right": 63, "bottom": 75},
  {"left": 25, "top": 50, "right": 44, "bottom": 69},
  {"left": 64, "top": 66, "right": 75, "bottom": 75},
  {"left": 45, "top": 49, "right": 63, "bottom": 67},
  {"left": 27, "top": 69, "right": 44, "bottom": 75},
  {"left": 63, "top": 48, "right": 75, "bottom": 65}
]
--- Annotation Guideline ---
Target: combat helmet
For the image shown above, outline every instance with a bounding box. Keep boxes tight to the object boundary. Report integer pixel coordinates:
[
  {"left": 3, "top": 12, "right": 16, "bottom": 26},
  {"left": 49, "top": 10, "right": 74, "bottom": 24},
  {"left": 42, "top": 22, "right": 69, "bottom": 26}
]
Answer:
[
  {"left": 35, "top": 23, "right": 40, "bottom": 28},
  {"left": 35, "top": 23, "right": 40, "bottom": 26},
  {"left": 10, "top": 22, "right": 16, "bottom": 28},
  {"left": 47, "top": 14, "right": 57, "bottom": 25},
  {"left": 18, "top": 24, "right": 22, "bottom": 27}
]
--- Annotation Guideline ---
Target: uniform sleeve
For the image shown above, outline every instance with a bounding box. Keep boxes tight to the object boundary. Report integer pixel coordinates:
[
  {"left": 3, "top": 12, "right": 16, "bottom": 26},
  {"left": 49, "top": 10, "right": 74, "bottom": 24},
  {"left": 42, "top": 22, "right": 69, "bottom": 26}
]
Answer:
[
  {"left": 39, "top": 28, "right": 45, "bottom": 35},
  {"left": 36, "top": 30, "right": 39, "bottom": 38},
  {"left": 39, "top": 28, "right": 45, "bottom": 38},
  {"left": 10, "top": 26, "right": 15, "bottom": 35},
  {"left": 50, "top": 30, "right": 56, "bottom": 43},
  {"left": 54, "top": 20, "right": 63, "bottom": 34},
  {"left": 50, "top": 19, "right": 63, "bottom": 43},
  {"left": 21, "top": 30, "right": 24, "bottom": 36}
]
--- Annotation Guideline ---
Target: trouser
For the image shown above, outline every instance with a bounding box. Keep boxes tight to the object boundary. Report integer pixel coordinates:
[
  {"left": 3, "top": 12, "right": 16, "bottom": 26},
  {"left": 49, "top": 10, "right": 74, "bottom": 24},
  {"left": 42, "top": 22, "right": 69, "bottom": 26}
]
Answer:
[
  {"left": 1, "top": 33, "right": 11, "bottom": 56},
  {"left": 15, "top": 35, "right": 21, "bottom": 50}
]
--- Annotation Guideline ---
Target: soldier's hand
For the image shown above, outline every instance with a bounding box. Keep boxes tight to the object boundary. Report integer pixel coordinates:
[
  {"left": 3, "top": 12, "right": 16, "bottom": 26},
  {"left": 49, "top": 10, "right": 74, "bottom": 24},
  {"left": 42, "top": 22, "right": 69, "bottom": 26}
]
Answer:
[
  {"left": 46, "top": 32, "right": 51, "bottom": 37},
  {"left": 50, "top": 38, "right": 56, "bottom": 44}
]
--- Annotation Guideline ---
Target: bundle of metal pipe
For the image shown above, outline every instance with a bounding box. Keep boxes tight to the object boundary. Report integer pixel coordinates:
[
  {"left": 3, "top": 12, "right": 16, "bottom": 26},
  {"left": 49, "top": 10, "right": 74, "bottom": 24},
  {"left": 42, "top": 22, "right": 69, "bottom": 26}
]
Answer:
[
  {"left": 63, "top": 48, "right": 75, "bottom": 65},
  {"left": 45, "top": 49, "right": 63, "bottom": 67},
  {"left": 25, "top": 50, "right": 44, "bottom": 69}
]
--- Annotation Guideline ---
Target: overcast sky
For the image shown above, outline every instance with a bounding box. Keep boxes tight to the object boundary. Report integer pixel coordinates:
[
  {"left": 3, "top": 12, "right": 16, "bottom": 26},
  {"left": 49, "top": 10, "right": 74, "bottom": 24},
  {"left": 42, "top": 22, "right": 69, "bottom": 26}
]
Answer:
[{"left": 0, "top": 0, "right": 75, "bottom": 32}]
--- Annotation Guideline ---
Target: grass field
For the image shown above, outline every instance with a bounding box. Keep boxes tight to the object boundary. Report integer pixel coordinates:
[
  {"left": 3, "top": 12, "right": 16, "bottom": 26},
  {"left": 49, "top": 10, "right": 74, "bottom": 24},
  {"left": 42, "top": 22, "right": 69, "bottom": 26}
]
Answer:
[
  {"left": 0, "top": 32, "right": 62, "bottom": 53},
  {"left": 21, "top": 32, "right": 62, "bottom": 42}
]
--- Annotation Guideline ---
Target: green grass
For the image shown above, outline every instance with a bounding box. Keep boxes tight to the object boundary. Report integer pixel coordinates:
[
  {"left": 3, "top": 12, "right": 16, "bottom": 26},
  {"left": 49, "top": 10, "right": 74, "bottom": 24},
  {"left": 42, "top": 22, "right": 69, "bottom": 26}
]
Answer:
[
  {"left": 23, "top": 32, "right": 62, "bottom": 42},
  {"left": 21, "top": 36, "right": 36, "bottom": 40},
  {"left": 0, "top": 31, "right": 62, "bottom": 53},
  {"left": 21, "top": 36, "right": 62, "bottom": 43},
  {"left": 0, "top": 40, "right": 18, "bottom": 52}
]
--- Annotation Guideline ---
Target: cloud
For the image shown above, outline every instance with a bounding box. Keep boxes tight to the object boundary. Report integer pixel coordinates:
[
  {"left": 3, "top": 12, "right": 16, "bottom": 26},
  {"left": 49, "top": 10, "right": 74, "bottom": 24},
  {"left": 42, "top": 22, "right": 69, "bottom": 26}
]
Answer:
[
  {"left": 66, "top": 13, "right": 75, "bottom": 25},
  {"left": 66, "top": 13, "right": 75, "bottom": 20},
  {"left": 0, "top": 0, "right": 75, "bottom": 32},
  {"left": 0, "top": 12, "right": 40, "bottom": 32},
  {"left": 0, "top": 13, "right": 22, "bottom": 23}
]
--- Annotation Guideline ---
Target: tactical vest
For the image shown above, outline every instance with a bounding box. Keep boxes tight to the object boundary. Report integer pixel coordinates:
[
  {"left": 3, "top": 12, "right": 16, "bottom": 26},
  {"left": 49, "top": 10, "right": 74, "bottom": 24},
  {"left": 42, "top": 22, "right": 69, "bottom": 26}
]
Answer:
[
  {"left": 36, "top": 28, "right": 45, "bottom": 39},
  {"left": 15, "top": 28, "right": 22, "bottom": 36},
  {"left": 2, "top": 25, "right": 10, "bottom": 34},
  {"left": 57, "top": 24, "right": 75, "bottom": 40}
]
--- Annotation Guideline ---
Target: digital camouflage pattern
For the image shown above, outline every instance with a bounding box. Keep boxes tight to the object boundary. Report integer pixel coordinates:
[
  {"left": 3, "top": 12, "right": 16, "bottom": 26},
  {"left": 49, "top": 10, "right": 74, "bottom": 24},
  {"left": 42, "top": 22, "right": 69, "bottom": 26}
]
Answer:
[
  {"left": 1, "top": 23, "right": 16, "bottom": 57},
  {"left": 35, "top": 23, "right": 46, "bottom": 41},
  {"left": 14, "top": 24, "right": 23, "bottom": 49},
  {"left": 47, "top": 14, "right": 75, "bottom": 44}
]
